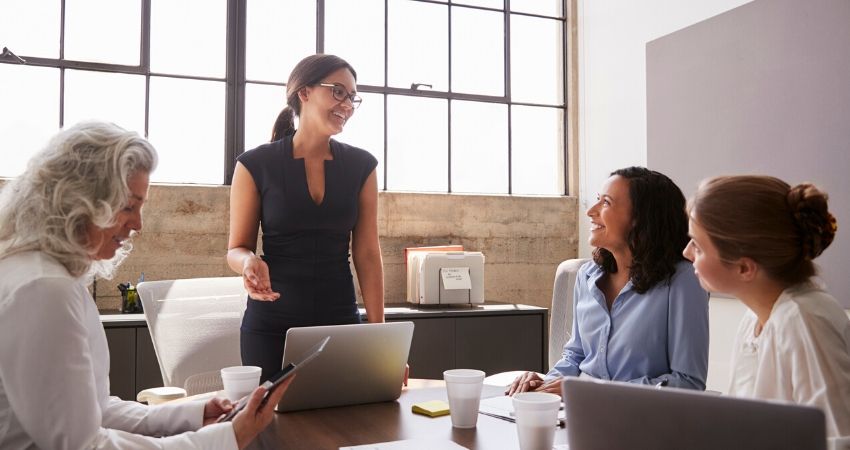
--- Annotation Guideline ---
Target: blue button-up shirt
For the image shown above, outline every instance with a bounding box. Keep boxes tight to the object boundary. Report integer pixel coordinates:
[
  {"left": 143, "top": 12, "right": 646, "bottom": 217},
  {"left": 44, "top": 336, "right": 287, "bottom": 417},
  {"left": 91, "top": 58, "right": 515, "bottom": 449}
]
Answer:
[{"left": 547, "top": 260, "right": 709, "bottom": 389}]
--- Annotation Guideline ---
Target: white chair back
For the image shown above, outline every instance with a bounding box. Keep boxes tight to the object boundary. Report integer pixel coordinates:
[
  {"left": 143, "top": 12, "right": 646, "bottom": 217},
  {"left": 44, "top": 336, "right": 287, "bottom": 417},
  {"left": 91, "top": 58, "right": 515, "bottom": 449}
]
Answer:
[
  {"left": 137, "top": 277, "right": 247, "bottom": 391},
  {"left": 549, "top": 258, "right": 590, "bottom": 368}
]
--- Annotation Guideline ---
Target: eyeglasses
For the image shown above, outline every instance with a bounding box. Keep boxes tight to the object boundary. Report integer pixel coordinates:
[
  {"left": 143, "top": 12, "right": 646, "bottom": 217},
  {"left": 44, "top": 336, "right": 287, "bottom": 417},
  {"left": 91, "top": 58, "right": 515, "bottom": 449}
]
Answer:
[{"left": 318, "top": 83, "right": 362, "bottom": 108}]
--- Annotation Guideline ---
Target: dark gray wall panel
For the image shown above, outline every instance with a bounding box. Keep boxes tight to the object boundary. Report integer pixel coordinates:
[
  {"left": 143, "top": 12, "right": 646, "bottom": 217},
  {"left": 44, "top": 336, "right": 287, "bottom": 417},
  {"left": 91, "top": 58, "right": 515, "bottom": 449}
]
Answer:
[{"left": 647, "top": 0, "right": 850, "bottom": 306}]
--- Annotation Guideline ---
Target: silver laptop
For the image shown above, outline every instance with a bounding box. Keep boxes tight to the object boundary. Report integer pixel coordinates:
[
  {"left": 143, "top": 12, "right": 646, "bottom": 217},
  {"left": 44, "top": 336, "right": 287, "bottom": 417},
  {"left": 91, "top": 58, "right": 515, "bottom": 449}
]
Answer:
[
  {"left": 276, "top": 321, "right": 414, "bottom": 412},
  {"left": 562, "top": 377, "right": 826, "bottom": 450}
]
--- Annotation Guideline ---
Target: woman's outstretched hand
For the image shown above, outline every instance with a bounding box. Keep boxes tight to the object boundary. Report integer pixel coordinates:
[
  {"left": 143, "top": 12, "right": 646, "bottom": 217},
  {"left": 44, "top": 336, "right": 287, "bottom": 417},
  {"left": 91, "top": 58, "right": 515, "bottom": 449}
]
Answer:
[{"left": 242, "top": 255, "right": 280, "bottom": 301}]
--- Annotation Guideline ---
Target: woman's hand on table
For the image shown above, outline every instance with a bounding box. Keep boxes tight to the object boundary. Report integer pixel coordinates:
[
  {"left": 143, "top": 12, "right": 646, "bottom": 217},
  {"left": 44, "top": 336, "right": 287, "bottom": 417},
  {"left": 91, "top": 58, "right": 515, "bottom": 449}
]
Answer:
[
  {"left": 506, "top": 371, "right": 545, "bottom": 396},
  {"left": 403, "top": 364, "right": 409, "bottom": 386},
  {"left": 532, "top": 376, "right": 564, "bottom": 397}
]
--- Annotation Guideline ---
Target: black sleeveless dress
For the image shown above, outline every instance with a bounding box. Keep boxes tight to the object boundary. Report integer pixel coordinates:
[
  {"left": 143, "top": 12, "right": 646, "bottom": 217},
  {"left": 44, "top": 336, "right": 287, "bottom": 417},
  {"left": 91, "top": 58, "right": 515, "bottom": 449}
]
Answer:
[{"left": 236, "top": 135, "right": 378, "bottom": 381}]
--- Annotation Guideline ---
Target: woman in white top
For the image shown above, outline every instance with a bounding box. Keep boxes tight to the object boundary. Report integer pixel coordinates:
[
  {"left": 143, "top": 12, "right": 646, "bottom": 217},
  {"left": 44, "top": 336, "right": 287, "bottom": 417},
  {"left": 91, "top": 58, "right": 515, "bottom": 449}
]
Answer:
[
  {"left": 684, "top": 175, "right": 850, "bottom": 445},
  {"left": 0, "top": 121, "right": 291, "bottom": 449}
]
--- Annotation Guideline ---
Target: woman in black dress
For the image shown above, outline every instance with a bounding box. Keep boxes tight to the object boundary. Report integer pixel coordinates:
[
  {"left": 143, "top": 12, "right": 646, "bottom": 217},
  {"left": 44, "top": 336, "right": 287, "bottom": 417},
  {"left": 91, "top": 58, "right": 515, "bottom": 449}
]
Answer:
[{"left": 227, "top": 54, "right": 385, "bottom": 381}]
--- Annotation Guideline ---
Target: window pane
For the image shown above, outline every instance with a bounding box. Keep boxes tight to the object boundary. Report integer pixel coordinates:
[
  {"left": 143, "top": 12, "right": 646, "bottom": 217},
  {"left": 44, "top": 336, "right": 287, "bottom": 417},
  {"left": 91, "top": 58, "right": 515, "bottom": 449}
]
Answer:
[
  {"left": 388, "top": 1, "right": 448, "bottom": 91},
  {"left": 452, "top": 0, "right": 502, "bottom": 9},
  {"left": 451, "top": 7, "right": 503, "bottom": 96},
  {"left": 510, "top": 15, "right": 562, "bottom": 105},
  {"left": 386, "top": 95, "right": 447, "bottom": 191},
  {"left": 244, "top": 83, "right": 285, "bottom": 151},
  {"left": 0, "top": 0, "right": 60, "bottom": 58},
  {"left": 511, "top": 106, "right": 563, "bottom": 195},
  {"left": 151, "top": 0, "right": 226, "bottom": 77},
  {"left": 337, "top": 92, "right": 385, "bottom": 189},
  {"left": 148, "top": 77, "right": 225, "bottom": 184},
  {"left": 64, "top": 70, "right": 146, "bottom": 135},
  {"left": 325, "top": 0, "right": 384, "bottom": 87},
  {"left": 451, "top": 101, "right": 508, "bottom": 194},
  {"left": 246, "top": 0, "right": 316, "bottom": 83},
  {"left": 511, "top": 1, "right": 562, "bottom": 18},
  {"left": 0, "top": 66, "right": 59, "bottom": 177},
  {"left": 65, "top": 0, "right": 140, "bottom": 65}
]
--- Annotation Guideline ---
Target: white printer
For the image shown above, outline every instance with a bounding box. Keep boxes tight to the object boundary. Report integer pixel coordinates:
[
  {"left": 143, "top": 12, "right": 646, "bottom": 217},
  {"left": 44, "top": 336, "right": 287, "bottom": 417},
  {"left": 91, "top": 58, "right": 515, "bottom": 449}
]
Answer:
[{"left": 406, "top": 251, "right": 485, "bottom": 305}]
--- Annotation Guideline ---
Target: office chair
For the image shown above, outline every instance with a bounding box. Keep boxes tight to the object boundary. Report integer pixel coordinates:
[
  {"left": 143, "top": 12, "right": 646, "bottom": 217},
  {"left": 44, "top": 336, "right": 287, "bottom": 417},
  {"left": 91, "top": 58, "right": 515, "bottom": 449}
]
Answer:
[
  {"left": 137, "top": 277, "right": 247, "bottom": 396},
  {"left": 548, "top": 258, "right": 589, "bottom": 368},
  {"left": 481, "top": 258, "right": 589, "bottom": 388}
]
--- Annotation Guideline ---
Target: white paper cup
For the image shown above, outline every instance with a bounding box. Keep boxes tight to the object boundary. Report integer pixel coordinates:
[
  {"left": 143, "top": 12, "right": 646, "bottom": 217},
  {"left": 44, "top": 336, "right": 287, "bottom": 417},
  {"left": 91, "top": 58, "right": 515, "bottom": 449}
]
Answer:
[
  {"left": 443, "top": 369, "right": 486, "bottom": 428},
  {"left": 220, "top": 366, "right": 261, "bottom": 401},
  {"left": 512, "top": 392, "right": 561, "bottom": 450}
]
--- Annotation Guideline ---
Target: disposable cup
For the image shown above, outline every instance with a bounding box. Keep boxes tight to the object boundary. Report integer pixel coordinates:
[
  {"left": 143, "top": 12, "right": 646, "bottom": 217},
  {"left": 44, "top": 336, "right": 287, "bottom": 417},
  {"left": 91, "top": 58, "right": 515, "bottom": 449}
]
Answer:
[
  {"left": 220, "top": 366, "right": 261, "bottom": 401},
  {"left": 512, "top": 392, "right": 561, "bottom": 450},
  {"left": 443, "top": 369, "right": 485, "bottom": 428}
]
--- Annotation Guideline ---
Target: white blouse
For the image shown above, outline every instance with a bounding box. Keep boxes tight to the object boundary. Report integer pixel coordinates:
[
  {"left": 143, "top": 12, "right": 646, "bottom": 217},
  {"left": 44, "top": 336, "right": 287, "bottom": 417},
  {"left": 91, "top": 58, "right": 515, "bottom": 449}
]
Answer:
[
  {"left": 728, "top": 282, "right": 850, "bottom": 447},
  {"left": 0, "top": 251, "right": 238, "bottom": 449}
]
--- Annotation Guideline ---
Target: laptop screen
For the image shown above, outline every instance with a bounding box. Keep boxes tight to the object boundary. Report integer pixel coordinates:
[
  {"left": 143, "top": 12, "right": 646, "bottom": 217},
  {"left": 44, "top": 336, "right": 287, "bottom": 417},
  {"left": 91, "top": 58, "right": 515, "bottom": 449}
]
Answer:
[
  {"left": 275, "top": 322, "right": 414, "bottom": 412},
  {"left": 562, "top": 377, "right": 826, "bottom": 450}
]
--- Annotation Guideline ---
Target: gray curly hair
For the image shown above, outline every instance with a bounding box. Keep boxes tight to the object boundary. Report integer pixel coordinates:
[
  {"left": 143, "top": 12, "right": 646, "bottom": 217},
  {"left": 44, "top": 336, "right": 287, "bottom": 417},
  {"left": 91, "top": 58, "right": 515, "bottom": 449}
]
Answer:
[{"left": 0, "top": 121, "right": 158, "bottom": 279}]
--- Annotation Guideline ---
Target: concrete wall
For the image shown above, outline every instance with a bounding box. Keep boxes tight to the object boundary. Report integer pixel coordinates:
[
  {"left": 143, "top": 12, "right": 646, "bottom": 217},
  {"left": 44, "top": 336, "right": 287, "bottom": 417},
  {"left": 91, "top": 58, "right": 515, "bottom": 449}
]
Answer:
[{"left": 98, "top": 184, "right": 578, "bottom": 311}]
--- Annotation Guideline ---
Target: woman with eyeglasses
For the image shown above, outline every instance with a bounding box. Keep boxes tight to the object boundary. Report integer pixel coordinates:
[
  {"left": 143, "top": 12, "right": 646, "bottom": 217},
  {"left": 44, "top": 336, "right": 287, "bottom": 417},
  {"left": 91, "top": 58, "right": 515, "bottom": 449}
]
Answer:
[
  {"left": 227, "top": 54, "right": 386, "bottom": 382},
  {"left": 684, "top": 176, "right": 849, "bottom": 445}
]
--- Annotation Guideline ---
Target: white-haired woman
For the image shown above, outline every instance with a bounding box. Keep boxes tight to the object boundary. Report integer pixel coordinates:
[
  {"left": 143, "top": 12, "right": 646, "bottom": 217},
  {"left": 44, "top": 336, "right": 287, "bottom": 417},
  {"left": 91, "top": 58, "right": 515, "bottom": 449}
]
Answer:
[{"left": 0, "top": 122, "right": 290, "bottom": 449}]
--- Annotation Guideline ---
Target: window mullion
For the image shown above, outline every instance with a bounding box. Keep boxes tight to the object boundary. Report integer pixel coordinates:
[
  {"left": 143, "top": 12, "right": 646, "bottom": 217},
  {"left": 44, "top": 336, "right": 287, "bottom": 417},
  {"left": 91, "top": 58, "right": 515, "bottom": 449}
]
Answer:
[
  {"left": 505, "top": 0, "right": 512, "bottom": 194},
  {"left": 141, "top": 0, "right": 151, "bottom": 137},
  {"left": 317, "top": 0, "right": 325, "bottom": 53},
  {"left": 383, "top": 0, "right": 389, "bottom": 191},
  {"left": 59, "top": 0, "right": 66, "bottom": 128},
  {"left": 224, "top": 0, "right": 246, "bottom": 185},
  {"left": 447, "top": 5, "right": 452, "bottom": 193}
]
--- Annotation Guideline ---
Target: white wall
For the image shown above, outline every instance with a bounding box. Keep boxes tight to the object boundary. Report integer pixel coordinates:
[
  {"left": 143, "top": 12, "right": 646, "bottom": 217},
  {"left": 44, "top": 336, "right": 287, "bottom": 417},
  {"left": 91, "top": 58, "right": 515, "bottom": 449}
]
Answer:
[{"left": 576, "top": 0, "right": 752, "bottom": 257}]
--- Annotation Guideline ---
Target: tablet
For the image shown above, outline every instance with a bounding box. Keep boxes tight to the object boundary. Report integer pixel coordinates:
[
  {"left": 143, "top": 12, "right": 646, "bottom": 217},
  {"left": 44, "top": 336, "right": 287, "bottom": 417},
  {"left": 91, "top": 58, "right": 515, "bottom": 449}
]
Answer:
[{"left": 217, "top": 336, "right": 330, "bottom": 422}]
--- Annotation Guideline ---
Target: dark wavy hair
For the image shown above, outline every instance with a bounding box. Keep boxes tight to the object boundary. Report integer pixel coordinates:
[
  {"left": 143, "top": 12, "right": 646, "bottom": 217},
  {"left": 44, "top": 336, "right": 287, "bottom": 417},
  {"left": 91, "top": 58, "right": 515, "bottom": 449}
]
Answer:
[
  {"left": 271, "top": 54, "right": 357, "bottom": 141},
  {"left": 592, "top": 167, "right": 689, "bottom": 293}
]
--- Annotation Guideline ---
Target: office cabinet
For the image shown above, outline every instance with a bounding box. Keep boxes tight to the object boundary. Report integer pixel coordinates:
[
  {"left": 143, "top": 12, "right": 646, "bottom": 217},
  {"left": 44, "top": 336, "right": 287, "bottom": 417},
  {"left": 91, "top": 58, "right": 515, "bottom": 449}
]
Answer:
[
  {"left": 403, "top": 318, "right": 455, "bottom": 379},
  {"left": 455, "top": 315, "right": 543, "bottom": 375},
  {"left": 385, "top": 308, "right": 547, "bottom": 379},
  {"left": 101, "top": 303, "right": 547, "bottom": 400},
  {"left": 136, "top": 330, "right": 162, "bottom": 394},
  {"left": 104, "top": 328, "right": 136, "bottom": 401}
]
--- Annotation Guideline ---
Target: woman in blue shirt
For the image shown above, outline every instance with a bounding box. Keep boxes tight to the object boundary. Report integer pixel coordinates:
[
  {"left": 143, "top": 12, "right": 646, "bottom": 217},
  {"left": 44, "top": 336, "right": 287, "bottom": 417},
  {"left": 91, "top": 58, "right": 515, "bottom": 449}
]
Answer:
[{"left": 508, "top": 167, "right": 709, "bottom": 396}]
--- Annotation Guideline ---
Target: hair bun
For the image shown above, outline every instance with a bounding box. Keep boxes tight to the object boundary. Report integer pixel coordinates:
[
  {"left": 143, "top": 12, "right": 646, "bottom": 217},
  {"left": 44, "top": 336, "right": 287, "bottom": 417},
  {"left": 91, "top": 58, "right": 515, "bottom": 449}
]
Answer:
[{"left": 787, "top": 183, "right": 837, "bottom": 259}]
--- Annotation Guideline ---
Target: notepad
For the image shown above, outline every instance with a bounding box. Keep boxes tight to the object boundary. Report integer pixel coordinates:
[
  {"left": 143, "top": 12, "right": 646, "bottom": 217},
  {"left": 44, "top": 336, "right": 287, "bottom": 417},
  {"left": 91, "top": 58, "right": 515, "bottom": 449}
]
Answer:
[
  {"left": 479, "top": 395, "right": 566, "bottom": 427},
  {"left": 411, "top": 400, "right": 451, "bottom": 417}
]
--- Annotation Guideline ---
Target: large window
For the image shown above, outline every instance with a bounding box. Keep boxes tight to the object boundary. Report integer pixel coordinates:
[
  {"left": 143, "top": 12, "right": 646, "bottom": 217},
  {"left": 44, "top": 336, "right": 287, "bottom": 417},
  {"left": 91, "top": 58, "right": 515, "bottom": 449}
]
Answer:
[{"left": 0, "top": 0, "right": 568, "bottom": 194}]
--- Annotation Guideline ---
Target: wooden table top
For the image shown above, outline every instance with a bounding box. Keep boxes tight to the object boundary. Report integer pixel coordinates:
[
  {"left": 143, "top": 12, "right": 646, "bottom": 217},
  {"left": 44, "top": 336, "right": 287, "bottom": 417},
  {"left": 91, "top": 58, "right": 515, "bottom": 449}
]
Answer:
[{"left": 246, "top": 379, "right": 567, "bottom": 450}]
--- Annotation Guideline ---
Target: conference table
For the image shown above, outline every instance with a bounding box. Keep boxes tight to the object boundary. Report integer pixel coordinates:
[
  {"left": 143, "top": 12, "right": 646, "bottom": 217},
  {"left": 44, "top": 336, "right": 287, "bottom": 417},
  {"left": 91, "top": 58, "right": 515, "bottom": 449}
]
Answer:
[{"left": 244, "top": 379, "right": 568, "bottom": 449}]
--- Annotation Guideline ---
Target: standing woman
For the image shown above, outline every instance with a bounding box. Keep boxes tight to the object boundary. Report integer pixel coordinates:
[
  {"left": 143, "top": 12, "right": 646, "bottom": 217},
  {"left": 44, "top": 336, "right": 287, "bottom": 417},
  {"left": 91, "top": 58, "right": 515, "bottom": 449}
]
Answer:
[
  {"left": 684, "top": 175, "right": 850, "bottom": 444},
  {"left": 508, "top": 167, "right": 710, "bottom": 395},
  {"left": 228, "top": 54, "right": 384, "bottom": 381},
  {"left": 0, "top": 122, "right": 289, "bottom": 449}
]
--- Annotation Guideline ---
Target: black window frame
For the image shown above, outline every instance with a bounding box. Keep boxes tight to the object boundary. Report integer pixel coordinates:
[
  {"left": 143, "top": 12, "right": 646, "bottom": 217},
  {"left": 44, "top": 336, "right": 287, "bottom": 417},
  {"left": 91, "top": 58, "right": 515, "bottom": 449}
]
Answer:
[{"left": 0, "top": 0, "right": 570, "bottom": 194}]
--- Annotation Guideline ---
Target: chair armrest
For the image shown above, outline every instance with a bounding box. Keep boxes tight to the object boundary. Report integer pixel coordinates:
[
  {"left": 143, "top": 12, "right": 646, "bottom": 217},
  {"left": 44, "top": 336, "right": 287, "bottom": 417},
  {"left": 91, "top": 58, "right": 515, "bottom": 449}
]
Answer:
[{"left": 136, "top": 386, "right": 187, "bottom": 404}]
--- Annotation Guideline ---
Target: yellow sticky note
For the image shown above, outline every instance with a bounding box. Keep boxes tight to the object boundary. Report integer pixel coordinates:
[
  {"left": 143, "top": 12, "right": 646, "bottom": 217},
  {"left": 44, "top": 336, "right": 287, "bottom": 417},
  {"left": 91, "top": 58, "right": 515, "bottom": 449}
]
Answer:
[{"left": 411, "top": 400, "right": 451, "bottom": 417}]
